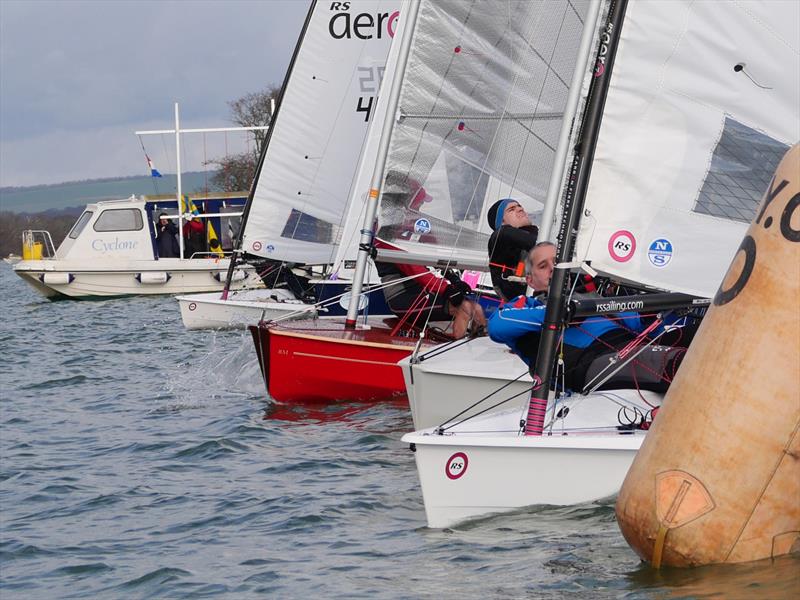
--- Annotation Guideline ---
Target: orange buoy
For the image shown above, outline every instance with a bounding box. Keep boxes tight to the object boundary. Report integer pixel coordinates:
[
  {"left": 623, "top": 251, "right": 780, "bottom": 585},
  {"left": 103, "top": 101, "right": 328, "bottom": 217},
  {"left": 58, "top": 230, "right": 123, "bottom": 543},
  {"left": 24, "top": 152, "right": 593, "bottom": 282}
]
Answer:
[{"left": 616, "top": 143, "right": 800, "bottom": 567}]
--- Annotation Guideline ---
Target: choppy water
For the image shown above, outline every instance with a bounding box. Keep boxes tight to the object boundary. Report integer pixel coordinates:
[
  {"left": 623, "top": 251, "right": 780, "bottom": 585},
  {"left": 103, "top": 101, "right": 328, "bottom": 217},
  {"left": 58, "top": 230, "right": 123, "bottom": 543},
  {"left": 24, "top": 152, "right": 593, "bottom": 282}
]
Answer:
[{"left": 1, "top": 265, "right": 797, "bottom": 599}]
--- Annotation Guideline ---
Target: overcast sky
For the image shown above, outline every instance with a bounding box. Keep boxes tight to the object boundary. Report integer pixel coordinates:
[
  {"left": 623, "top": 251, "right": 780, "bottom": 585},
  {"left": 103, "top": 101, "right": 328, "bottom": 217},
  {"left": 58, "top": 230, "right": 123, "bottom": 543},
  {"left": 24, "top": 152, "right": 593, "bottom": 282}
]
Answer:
[{"left": 0, "top": 0, "right": 310, "bottom": 188}]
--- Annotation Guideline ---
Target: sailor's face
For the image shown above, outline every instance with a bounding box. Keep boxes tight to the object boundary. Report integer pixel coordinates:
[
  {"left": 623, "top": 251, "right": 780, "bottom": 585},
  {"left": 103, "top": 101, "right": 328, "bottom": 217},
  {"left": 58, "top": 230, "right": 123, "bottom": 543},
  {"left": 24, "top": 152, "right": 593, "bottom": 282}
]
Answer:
[
  {"left": 527, "top": 244, "right": 556, "bottom": 292},
  {"left": 502, "top": 202, "right": 532, "bottom": 228}
]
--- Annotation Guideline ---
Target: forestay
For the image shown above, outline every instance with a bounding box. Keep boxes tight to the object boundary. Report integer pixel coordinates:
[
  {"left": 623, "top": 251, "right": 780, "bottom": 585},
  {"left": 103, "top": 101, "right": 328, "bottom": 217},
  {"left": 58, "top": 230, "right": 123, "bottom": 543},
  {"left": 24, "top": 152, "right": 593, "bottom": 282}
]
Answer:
[
  {"left": 241, "top": 1, "right": 400, "bottom": 265},
  {"left": 375, "top": 0, "right": 592, "bottom": 261},
  {"left": 575, "top": 0, "right": 800, "bottom": 297}
]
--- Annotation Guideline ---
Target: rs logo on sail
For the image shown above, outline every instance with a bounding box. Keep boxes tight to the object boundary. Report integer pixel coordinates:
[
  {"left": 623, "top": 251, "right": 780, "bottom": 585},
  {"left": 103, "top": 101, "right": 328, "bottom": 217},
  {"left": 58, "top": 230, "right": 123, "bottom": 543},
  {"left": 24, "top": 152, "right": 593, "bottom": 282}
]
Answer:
[{"left": 329, "top": 4, "right": 399, "bottom": 39}]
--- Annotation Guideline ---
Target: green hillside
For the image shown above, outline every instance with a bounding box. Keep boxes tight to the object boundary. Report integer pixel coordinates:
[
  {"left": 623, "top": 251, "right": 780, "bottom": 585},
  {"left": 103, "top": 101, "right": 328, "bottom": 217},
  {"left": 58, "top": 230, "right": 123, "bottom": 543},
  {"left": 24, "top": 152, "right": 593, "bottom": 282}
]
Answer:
[{"left": 0, "top": 172, "right": 219, "bottom": 215}]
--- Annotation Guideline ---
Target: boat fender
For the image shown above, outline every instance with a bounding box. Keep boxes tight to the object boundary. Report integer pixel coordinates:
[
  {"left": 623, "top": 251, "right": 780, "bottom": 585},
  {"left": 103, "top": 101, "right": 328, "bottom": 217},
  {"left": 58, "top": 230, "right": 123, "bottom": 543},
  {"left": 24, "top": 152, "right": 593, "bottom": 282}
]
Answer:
[
  {"left": 213, "top": 270, "right": 246, "bottom": 282},
  {"left": 39, "top": 272, "right": 74, "bottom": 285},
  {"left": 136, "top": 272, "right": 171, "bottom": 284}
]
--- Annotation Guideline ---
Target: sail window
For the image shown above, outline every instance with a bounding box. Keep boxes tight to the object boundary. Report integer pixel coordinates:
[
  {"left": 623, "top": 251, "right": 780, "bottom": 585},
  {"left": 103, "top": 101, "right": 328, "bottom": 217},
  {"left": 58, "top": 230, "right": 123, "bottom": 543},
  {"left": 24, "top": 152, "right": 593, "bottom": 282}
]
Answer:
[
  {"left": 93, "top": 209, "right": 144, "bottom": 232},
  {"left": 68, "top": 211, "right": 94, "bottom": 239},
  {"left": 280, "top": 209, "right": 334, "bottom": 244},
  {"left": 694, "top": 118, "right": 789, "bottom": 223}
]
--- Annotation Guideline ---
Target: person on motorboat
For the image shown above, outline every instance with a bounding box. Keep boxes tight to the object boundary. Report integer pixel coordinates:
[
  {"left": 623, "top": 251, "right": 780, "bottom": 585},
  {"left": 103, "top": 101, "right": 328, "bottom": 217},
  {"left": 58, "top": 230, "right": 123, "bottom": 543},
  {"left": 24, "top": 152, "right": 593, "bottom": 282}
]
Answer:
[
  {"left": 486, "top": 198, "right": 539, "bottom": 301},
  {"left": 155, "top": 213, "right": 180, "bottom": 258},
  {"left": 183, "top": 217, "right": 206, "bottom": 258},
  {"left": 373, "top": 238, "right": 486, "bottom": 339},
  {"left": 488, "top": 243, "right": 687, "bottom": 393}
]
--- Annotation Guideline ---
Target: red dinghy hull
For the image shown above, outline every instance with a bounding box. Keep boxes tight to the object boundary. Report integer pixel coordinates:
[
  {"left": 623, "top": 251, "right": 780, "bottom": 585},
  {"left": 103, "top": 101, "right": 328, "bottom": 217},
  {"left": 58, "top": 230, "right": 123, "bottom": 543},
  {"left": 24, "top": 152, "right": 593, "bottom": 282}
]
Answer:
[{"left": 249, "top": 318, "right": 429, "bottom": 403}]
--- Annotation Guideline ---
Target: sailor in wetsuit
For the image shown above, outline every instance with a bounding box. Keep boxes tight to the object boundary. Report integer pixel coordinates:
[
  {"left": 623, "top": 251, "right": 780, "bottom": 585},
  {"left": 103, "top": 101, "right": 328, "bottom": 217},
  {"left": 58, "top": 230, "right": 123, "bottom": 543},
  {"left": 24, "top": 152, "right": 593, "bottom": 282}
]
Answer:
[
  {"left": 486, "top": 198, "right": 539, "bottom": 301},
  {"left": 374, "top": 239, "right": 486, "bottom": 338},
  {"left": 488, "top": 243, "right": 686, "bottom": 393}
]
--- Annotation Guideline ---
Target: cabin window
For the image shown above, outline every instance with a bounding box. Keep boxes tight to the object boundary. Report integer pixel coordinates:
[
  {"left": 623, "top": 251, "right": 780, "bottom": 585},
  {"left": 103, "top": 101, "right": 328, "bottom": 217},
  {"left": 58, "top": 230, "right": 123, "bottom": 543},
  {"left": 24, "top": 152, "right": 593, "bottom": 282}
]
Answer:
[
  {"left": 68, "top": 211, "right": 94, "bottom": 239},
  {"left": 93, "top": 208, "right": 144, "bottom": 232}
]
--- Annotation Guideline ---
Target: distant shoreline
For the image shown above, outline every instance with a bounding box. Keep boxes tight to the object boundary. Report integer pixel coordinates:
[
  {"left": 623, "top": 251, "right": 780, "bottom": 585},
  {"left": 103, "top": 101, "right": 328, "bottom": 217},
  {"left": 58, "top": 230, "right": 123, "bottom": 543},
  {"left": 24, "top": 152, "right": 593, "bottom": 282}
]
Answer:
[
  {"left": 0, "top": 175, "right": 145, "bottom": 193},
  {"left": 0, "top": 171, "right": 219, "bottom": 215},
  {"left": 0, "top": 171, "right": 209, "bottom": 194}
]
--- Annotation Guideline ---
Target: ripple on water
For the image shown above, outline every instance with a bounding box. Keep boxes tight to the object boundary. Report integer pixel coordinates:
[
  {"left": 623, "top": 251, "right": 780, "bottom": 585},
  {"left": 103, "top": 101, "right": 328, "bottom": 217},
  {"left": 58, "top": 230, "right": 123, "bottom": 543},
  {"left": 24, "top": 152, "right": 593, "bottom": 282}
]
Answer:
[
  {"left": 3, "top": 266, "right": 800, "bottom": 599},
  {"left": 20, "top": 374, "right": 93, "bottom": 390},
  {"left": 118, "top": 567, "right": 193, "bottom": 589},
  {"left": 48, "top": 562, "right": 115, "bottom": 577},
  {"left": 172, "top": 437, "right": 250, "bottom": 460}
]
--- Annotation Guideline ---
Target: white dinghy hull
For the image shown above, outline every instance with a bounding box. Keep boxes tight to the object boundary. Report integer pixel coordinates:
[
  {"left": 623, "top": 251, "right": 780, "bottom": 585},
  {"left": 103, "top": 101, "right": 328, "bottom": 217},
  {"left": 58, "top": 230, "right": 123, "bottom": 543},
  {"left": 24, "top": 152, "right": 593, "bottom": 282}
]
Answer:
[
  {"left": 401, "top": 336, "right": 533, "bottom": 430},
  {"left": 402, "top": 390, "right": 658, "bottom": 529},
  {"left": 177, "top": 288, "right": 316, "bottom": 330}
]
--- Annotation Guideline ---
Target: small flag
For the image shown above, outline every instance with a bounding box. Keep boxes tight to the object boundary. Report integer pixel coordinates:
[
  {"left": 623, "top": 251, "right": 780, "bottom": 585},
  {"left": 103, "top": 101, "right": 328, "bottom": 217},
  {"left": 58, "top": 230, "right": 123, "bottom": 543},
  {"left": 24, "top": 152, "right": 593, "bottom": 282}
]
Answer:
[
  {"left": 146, "top": 154, "right": 162, "bottom": 178},
  {"left": 181, "top": 195, "right": 224, "bottom": 257}
]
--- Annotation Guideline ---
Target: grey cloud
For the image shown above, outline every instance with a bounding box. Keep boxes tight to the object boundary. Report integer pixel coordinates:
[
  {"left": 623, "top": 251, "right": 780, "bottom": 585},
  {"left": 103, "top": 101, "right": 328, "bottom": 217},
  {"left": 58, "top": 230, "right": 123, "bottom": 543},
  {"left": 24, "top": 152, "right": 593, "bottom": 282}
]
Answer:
[{"left": 1, "top": 0, "right": 310, "bottom": 186}]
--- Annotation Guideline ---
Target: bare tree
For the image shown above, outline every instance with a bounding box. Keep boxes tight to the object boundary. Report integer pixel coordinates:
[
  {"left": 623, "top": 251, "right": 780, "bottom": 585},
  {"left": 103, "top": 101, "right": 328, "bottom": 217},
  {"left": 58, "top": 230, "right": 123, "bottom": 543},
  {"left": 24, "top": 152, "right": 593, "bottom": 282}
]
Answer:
[
  {"left": 228, "top": 84, "right": 280, "bottom": 156},
  {"left": 208, "top": 86, "right": 280, "bottom": 192}
]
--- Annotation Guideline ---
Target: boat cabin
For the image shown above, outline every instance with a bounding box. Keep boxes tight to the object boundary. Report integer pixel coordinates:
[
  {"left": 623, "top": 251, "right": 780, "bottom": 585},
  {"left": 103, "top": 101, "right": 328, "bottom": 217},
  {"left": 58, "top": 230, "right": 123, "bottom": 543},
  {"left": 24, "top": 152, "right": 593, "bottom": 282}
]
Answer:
[{"left": 31, "top": 193, "right": 247, "bottom": 262}]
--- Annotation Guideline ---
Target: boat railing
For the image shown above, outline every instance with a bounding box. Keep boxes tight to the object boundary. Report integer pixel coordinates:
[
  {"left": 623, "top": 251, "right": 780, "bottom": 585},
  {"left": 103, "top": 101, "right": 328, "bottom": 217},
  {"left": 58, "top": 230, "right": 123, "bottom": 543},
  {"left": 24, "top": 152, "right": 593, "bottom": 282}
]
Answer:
[
  {"left": 186, "top": 250, "right": 234, "bottom": 260},
  {"left": 21, "top": 230, "right": 58, "bottom": 260}
]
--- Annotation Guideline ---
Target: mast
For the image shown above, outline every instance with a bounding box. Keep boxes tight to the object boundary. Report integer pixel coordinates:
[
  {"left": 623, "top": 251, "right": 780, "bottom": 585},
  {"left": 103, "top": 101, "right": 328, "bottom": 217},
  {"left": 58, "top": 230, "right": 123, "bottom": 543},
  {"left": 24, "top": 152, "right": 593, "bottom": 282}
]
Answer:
[
  {"left": 525, "top": 0, "right": 628, "bottom": 436},
  {"left": 538, "top": 0, "right": 603, "bottom": 243},
  {"left": 345, "top": 0, "right": 422, "bottom": 328},
  {"left": 175, "top": 102, "right": 185, "bottom": 259},
  {"left": 219, "top": 0, "right": 317, "bottom": 300}
]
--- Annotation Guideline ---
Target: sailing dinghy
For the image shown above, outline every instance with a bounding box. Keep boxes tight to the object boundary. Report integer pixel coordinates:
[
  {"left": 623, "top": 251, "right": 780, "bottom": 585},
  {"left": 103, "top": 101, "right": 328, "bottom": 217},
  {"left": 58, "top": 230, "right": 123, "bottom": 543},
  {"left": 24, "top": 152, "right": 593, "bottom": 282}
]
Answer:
[
  {"left": 403, "top": 0, "right": 800, "bottom": 528},
  {"left": 250, "top": 0, "right": 597, "bottom": 403},
  {"left": 177, "top": 0, "right": 400, "bottom": 329}
]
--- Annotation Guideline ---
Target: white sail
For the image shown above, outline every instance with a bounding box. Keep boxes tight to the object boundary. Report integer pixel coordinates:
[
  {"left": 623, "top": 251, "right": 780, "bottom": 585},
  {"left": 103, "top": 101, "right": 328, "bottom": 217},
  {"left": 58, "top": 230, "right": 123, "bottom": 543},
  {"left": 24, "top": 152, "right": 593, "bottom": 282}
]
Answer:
[
  {"left": 241, "top": 0, "right": 400, "bottom": 264},
  {"left": 374, "top": 0, "right": 593, "bottom": 259},
  {"left": 402, "top": 0, "right": 800, "bottom": 531},
  {"left": 575, "top": 0, "right": 800, "bottom": 297},
  {"left": 330, "top": 0, "right": 409, "bottom": 278}
]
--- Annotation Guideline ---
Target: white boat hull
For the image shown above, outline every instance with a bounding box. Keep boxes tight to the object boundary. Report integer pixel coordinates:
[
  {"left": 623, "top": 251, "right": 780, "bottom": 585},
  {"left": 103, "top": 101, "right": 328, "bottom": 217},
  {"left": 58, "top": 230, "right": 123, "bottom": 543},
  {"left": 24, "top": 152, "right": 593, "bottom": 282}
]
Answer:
[
  {"left": 177, "top": 288, "right": 316, "bottom": 330},
  {"left": 402, "top": 391, "right": 659, "bottom": 529},
  {"left": 13, "top": 258, "right": 263, "bottom": 299},
  {"left": 401, "top": 336, "right": 533, "bottom": 430}
]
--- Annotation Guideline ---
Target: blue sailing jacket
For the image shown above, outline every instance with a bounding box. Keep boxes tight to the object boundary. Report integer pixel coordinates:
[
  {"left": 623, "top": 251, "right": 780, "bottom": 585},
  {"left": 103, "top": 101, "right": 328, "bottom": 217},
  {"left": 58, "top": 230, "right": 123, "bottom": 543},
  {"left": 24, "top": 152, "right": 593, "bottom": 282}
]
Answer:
[{"left": 488, "top": 295, "right": 644, "bottom": 365}]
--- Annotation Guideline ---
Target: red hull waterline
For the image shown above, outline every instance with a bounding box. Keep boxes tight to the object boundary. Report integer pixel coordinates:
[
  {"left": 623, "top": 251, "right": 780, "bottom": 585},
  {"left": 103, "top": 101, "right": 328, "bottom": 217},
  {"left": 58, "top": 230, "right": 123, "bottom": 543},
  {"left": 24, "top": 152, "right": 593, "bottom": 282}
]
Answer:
[{"left": 249, "top": 320, "right": 426, "bottom": 403}]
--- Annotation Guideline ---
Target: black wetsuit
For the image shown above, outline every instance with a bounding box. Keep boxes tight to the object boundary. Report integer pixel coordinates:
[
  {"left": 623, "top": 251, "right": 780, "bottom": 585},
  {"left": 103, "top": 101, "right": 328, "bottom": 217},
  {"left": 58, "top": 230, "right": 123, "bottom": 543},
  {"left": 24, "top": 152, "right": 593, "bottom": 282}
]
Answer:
[
  {"left": 156, "top": 221, "right": 180, "bottom": 258},
  {"left": 487, "top": 224, "right": 538, "bottom": 301}
]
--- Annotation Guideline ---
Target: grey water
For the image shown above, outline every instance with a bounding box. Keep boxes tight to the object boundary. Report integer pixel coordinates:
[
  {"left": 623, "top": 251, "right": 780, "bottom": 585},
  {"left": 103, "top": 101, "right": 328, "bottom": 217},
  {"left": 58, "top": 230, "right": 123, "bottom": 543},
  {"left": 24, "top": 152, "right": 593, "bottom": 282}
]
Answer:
[{"left": 1, "top": 265, "right": 797, "bottom": 599}]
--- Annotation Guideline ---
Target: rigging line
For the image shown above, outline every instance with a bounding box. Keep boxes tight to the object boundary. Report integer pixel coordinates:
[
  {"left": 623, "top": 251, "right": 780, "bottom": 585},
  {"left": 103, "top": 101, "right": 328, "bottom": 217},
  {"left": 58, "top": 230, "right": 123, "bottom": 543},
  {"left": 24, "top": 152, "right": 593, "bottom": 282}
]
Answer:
[
  {"left": 439, "top": 376, "right": 537, "bottom": 433},
  {"left": 401, "top": 12, "right": 538, "bottom": 323},
  {"left": 203, "top": 133, "right": 208, "bottom": 194},
  {"left": 263, "top": 272, "right": 413, "bottom": 325},
  {"left": 588, "top": 390, "right": 657, "bottom": 413},
  {"left": 138, "top": 135, "right": 160, "bottom": 196},
  {"left": 413, "top": 335, "right": 475, "bottom": 362},
  {"left": 581, "top": 326, "right": 670, "bottom": 395},
  {"left": 509, "top": 1, "right": 572, "bottom": 190},
  {"left": 159, "top": 133, "right": 175, "bottom": 193}
]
